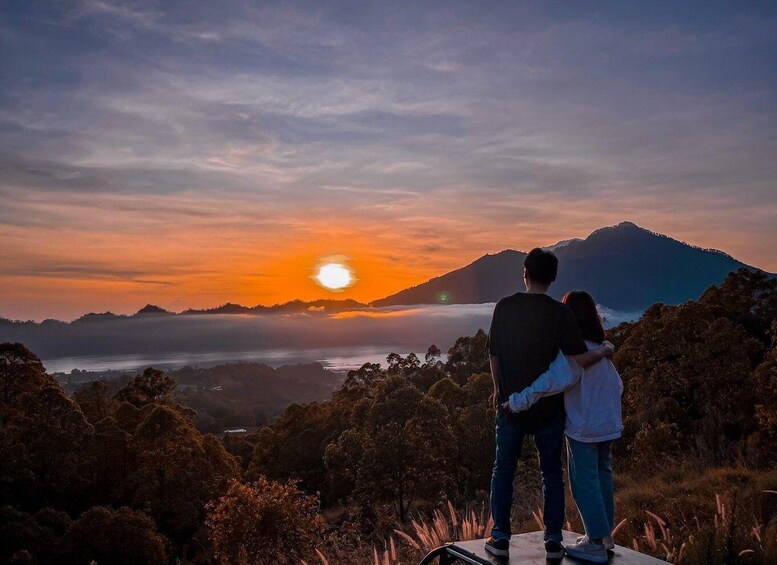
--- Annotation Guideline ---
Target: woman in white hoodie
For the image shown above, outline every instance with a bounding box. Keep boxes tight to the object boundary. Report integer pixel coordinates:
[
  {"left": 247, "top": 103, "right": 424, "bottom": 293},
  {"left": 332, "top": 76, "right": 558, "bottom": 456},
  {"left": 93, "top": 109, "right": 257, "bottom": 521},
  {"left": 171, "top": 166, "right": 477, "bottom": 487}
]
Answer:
[{"left": 502, "top": 290, "right": 622, "bottom": 564}]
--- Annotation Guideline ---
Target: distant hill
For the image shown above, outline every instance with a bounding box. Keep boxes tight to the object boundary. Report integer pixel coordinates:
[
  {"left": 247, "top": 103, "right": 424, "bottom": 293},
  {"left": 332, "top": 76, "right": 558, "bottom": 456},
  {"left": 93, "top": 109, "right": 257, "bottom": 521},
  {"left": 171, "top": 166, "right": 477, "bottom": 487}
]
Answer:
[
  {"left": 372, "top": 222, "right": 765, "bottom": 311},
  {"left": 135, "top": 304, "right": 173, "bottom": 316},
  {"left": 22, "top": 298, "right": 370, "bottom": 325},
  {"left": 178, "top": 298, "right": 367, "bottom": 316}
]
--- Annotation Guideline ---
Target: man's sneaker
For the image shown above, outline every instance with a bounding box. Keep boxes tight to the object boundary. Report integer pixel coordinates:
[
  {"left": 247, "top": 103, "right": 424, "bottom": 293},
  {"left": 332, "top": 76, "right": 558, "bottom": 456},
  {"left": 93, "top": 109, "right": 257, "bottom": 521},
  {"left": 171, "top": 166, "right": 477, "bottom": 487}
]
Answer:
[
  {"left": 545, "top": 539, "right": 565, "bottom": 560},
  {"left": 577, "top": 535, "right": 615, "bottom": 551},
  {"left": 484, "top": 536, "right": 509, "bottom": 557},
  {"left": 565, "top": 536, "right": 608, "bottom": 563}
]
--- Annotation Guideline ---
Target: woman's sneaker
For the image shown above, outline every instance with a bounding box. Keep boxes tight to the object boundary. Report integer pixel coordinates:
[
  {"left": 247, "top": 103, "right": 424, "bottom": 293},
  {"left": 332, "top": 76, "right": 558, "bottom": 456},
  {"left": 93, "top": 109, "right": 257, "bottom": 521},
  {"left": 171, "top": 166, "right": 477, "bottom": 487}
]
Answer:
[
  {"left": 484, "top": 536, "right": 509, "bottom": 557},
  {"left": 577, "top": 535, "right": 615, "bottom": 551},
  {"left": 565, "top": 536, "right": 608, "bottom": 563},
  {"left": 545, "top": 539, "right": 565, "bottom": 559}
]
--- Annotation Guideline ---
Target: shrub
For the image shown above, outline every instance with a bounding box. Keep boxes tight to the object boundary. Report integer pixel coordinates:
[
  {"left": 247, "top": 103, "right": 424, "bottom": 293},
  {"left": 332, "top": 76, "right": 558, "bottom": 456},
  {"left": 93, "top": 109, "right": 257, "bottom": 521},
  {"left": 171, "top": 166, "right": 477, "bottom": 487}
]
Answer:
[{"left": 207, "top": 477, "right": 325, "bottom": 564}]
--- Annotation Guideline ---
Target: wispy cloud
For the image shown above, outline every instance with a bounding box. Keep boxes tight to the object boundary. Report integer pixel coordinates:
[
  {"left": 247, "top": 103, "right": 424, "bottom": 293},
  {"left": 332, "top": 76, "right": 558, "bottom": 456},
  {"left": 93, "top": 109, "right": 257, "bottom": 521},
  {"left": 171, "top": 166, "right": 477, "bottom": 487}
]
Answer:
[{"left": 1, "top": 1, "right": 776, "bottom": 320}]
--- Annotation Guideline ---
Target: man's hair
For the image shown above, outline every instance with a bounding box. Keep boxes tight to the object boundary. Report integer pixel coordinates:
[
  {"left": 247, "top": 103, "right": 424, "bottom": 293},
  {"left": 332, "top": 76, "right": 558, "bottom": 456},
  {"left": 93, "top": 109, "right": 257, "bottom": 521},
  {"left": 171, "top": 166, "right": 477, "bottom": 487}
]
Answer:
[{"left": 524, "top": 248, "right": 558, "bottom": 285}]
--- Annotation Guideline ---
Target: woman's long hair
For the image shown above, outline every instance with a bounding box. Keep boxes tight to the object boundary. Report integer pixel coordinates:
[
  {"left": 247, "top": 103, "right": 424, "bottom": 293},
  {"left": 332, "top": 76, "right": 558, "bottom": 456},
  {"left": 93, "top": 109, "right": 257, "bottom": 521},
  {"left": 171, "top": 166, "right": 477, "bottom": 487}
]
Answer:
[{"left": 562, "top": 290, "right": 605, "bottom": 344}]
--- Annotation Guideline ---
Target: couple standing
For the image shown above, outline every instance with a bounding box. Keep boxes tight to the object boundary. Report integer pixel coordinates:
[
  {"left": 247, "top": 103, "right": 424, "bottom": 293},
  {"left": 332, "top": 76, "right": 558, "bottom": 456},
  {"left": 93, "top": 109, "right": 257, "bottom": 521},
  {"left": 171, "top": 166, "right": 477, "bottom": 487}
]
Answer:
[{"left": 485, "top": 248, "right": 623, "bottom": 563}]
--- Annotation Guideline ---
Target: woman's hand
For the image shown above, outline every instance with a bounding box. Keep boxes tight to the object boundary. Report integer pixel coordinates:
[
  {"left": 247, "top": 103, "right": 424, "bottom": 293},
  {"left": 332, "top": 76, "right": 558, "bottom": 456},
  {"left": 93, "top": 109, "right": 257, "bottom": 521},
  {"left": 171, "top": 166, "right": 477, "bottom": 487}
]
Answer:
[{"left": 601, "top": 340, "right": 615, "bottom": 358}]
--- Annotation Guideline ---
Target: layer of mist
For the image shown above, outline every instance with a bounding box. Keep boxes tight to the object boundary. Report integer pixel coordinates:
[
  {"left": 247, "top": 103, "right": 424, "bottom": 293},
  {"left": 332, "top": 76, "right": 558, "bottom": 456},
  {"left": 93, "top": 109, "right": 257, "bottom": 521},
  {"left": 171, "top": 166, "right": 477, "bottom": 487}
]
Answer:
[{"left": 1, "top": 303, "right": 641, "bottom": 373}]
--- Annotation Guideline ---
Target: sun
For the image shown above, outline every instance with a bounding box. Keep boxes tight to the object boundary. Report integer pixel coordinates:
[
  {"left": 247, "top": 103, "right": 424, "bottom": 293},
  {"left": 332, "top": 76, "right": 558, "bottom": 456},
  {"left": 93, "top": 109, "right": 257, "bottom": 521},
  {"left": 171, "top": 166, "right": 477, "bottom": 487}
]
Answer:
[{"left": 314, "top": 258, "right": 355, "bottom": 291}]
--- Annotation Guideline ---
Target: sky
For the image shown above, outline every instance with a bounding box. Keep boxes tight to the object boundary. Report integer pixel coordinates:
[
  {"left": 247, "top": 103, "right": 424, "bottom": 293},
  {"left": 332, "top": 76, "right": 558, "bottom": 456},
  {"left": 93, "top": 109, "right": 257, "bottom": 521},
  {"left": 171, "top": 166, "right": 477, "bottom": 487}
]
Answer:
[{"left": 1, "top": 1, "right": 776, "bottom": 321}]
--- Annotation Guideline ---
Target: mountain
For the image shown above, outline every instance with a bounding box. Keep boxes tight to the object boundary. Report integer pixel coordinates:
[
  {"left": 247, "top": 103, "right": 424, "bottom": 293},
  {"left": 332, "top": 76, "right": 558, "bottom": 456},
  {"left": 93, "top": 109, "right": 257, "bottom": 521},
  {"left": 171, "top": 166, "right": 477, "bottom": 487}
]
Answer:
[
  {"left": 372, "top": 222, "right": 762, "bottom": 311},
  {"left": 180, "top": 298, "right": 367, "bottom": 316},
  {"left": 181, "top": 302, "right": 255, "bottom": 315},
  {"left": 135, "top": 304, "right": 173, "bottom": 316},
  {"left": 72, "top": 311, "right": 124, "bottom": 324}
]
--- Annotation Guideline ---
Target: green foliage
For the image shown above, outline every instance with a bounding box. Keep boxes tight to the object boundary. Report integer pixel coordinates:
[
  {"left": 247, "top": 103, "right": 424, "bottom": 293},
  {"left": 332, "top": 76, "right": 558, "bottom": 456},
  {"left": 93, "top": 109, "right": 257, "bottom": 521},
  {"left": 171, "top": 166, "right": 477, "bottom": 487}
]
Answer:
[
  {"left": 0, "top": 343, "right": 240, "bottom": 561},
  {"left": 0, "top": 343, "right": 92, "bottom": 511},
  {"left": 2, "top": 268, "right": 777, "bottom": 562},
  {"left": 699, "top": 268, "right": 777, "bottom": 344},
  {"left": 72, "top": 380, "right": 115, "bottom": 424},
  {"left": 126, "top": 404, "right": 240, "bottom": 545},
  {"left": 752, "top": 340, "right": 777, "bottom": 461},
  {"left": 248, "top": 401, "right": 343, "bottom": 498},
  {"left": 206, "top": 477, "right": 324, "bottom": 564},
  {"left": 445, "top": 329, "right": 490, "bottom": 384},
  {"left": 115, "top": 366, "right": 177, "bottom": 407},
  {"left": 0, "top": 506, "right": 71, "bottom": 564},
  {"left": 615, "top": 299, "right": 765, "bottom": 465},
  {"left": 325, "top": 376, "right": 455, "bottom": 522},
  {"left": 56, "top": 506, "right": 168, "bottom": 565}
]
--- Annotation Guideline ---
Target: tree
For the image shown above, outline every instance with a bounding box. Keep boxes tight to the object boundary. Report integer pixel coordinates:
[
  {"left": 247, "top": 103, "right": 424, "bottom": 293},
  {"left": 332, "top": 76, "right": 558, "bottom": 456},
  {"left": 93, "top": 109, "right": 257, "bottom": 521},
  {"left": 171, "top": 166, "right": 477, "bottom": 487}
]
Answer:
[
  {"left": 428, "top": 377, "right": 466, "bottom": 409},
  {"left": 126, "top": 405, "right": 240, "bottom": 546},
  {"left": 700, "top": 268, "right": 777, "bottom": 344},
  {"left": 0, "top": 343, "right": 92, "bottom": 511},
  {"left": 73, "top": 380, "right": 115, "bottom": 424},
  {"left": 56, "top": 506, "right": 168, "bottom": 565},
  {"left": 115, "top": 367, "right": 176, "bottom": 407},
  {"left": 753, "top": 334, "right": 777, "bottom": 460},
  {"left": 336, "top": 362, "right": 385, "bottom": 402},
  {"left": 614, "top": 302, "right": 763, "bottom": 464},
  {"left": 207, "top": 478, "right": 324, "bottom": 564},
  {"left": 452, "top": 372, "right": 495, "bottom": 498},
  {"left": 0, "top": 343, "right": 48, "bottom": 408},
  {"left": 83, "top": 416, "right": 130, "bottom": 507},
  {"left": 445, "top": 330, "right": 489, "bottom": 384},
  {"left": 248, "top": 402, "right": 343, "bottom": 499},
  {"left": 0, "top": 506, "right": 71, "bottom": 565},
  {"left": 325, "top": 376, "right": 455, "bottom": 521}
]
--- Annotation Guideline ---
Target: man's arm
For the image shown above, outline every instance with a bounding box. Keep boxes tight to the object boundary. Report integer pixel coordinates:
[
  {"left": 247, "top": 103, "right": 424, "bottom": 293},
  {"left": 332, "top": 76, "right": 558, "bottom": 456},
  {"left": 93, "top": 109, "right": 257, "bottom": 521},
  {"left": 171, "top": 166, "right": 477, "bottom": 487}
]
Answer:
[
  {"left": 487, "top": 300, "right": 502, "bottom": 411},
  {"left": 570, "top": 340, "right": 615, "bottom": 368},
  {"left": 503, "top": 351, "right": 579, "bottom": 412},
  {"left": 490, "top": 354, "right": 501, "bottom": 411}
]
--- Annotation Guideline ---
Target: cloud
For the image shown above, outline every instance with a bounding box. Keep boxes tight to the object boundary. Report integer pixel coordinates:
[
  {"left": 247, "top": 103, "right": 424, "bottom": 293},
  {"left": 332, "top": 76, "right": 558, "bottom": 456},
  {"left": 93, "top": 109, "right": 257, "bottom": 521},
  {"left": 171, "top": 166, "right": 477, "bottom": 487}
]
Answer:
[
  {"left": 0, "top": 301, "right": 646, "bottom": 373},
  {"left": 1, "top": 1, "right": 776, "bottom": 319}
]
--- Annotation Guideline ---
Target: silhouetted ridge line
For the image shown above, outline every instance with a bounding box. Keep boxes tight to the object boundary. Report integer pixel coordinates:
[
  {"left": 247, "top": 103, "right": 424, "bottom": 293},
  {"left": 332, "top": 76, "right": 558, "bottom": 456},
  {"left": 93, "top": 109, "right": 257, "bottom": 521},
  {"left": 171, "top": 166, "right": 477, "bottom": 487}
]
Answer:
[{"left": 371, "top": 221, "right": 769, "bottom": 311}]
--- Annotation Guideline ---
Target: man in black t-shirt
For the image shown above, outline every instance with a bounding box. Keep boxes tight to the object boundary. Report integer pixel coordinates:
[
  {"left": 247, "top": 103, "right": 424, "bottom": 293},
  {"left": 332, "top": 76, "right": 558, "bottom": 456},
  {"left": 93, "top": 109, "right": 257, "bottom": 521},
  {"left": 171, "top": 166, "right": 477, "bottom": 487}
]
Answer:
[{"left": 484, "top": 248, "right": 614, "bottom": 560}]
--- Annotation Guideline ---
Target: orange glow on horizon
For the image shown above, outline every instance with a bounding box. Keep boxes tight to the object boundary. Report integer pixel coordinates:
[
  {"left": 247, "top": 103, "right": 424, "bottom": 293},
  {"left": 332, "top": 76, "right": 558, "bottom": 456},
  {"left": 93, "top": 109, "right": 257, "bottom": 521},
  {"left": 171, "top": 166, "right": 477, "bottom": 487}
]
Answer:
[{"left": 1, "top": 191, "right": 775, "bottom": 322}]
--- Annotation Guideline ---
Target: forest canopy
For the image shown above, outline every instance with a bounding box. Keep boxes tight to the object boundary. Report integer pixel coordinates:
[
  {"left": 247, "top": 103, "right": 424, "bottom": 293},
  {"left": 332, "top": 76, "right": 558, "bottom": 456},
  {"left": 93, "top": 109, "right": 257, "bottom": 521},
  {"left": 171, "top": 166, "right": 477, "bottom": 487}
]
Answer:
[{"left": 1, "top": 268, "right": 776, "bottom": 564}]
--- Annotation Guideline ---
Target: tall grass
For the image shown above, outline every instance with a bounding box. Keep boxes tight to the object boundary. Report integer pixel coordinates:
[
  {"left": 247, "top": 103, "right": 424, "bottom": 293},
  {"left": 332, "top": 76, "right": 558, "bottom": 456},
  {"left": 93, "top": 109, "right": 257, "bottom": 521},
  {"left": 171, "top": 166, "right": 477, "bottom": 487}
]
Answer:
[
  {"left": 628, "top": 492, "right": 773, "bottom": 564},
  {"left": 393, "top": 500, "right": 493, "bottom": 553},
  {"left": 309, "top": 500, "right": 492, "bottom": 565},
  {"left": 310, "top": 470, "right": 777, "bottom": 564}
]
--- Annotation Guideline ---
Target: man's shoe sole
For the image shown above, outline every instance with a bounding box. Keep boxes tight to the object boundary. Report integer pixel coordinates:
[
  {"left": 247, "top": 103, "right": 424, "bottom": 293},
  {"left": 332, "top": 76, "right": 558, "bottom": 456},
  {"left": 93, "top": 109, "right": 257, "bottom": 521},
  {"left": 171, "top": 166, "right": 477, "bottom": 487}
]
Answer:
[
  {"left": 546, "top": 548, "right": 565, "bottom": 559},
  {"left": 564, "top": 547, "right": 608, "bottom": 563},
  {"left": 484, "top": 544, "right": 509, "bottom": 558}
]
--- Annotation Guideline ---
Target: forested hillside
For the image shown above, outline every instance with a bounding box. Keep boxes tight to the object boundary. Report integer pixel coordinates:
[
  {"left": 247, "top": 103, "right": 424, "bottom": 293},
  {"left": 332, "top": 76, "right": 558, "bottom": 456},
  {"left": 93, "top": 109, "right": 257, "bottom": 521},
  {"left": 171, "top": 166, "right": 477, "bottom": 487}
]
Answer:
[
  {"left": 59, "top": 362, "right": 342, "bottom": 434},
  {"left": 2, "top": 268, "right": 777, "bottom": 564}
]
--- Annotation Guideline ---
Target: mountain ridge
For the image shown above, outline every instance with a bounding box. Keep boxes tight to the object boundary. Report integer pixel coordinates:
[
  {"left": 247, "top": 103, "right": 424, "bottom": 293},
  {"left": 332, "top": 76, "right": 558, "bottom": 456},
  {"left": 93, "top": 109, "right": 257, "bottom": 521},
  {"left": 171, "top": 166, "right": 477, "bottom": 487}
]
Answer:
[{"left": 372, "top": 221, "right": 765, "bottom": 311}]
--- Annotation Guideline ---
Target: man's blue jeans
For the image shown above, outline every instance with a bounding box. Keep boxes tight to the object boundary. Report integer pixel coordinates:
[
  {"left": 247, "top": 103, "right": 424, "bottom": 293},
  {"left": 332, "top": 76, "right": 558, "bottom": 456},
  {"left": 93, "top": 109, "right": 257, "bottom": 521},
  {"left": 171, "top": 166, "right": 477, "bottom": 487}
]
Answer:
[{"left": 490, "top": 410, "right": 566, "bottom": 542}]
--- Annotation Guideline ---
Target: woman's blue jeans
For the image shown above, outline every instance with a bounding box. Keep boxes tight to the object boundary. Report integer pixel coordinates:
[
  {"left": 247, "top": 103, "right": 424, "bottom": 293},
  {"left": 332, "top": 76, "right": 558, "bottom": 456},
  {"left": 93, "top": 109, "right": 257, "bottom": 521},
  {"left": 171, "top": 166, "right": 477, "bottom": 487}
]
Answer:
[
  {"left": 490, "top": 410, "right": 566, "bottom": 542},
  {"left": 566, "top": 437, "right": 615, "bottom": 540}
]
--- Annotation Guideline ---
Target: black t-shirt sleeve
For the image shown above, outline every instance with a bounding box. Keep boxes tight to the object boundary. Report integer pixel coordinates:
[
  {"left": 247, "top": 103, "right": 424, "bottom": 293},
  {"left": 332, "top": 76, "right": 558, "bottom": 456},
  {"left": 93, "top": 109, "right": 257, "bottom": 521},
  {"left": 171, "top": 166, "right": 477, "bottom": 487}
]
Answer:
[
  {"left": 559, "top": 306, "right": 588, "bottom": 356},
  {"left": 487, "top": 302, "right": 501, "bottom": 356}
]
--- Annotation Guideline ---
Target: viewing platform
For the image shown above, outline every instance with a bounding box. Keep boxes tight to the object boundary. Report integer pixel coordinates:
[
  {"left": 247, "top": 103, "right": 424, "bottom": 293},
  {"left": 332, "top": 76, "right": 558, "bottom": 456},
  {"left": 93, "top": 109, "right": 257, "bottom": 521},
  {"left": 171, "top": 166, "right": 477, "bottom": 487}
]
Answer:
[{"left": 419, "top": 531, "right": 664, "bottom": 564}]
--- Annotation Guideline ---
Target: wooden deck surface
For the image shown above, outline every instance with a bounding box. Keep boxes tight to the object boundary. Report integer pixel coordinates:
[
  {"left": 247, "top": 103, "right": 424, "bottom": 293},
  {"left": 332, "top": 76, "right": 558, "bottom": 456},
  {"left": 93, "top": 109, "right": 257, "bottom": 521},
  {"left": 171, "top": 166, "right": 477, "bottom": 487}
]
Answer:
[{"left": 446, "top": 530, "right": 664, "bottom": 564}]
